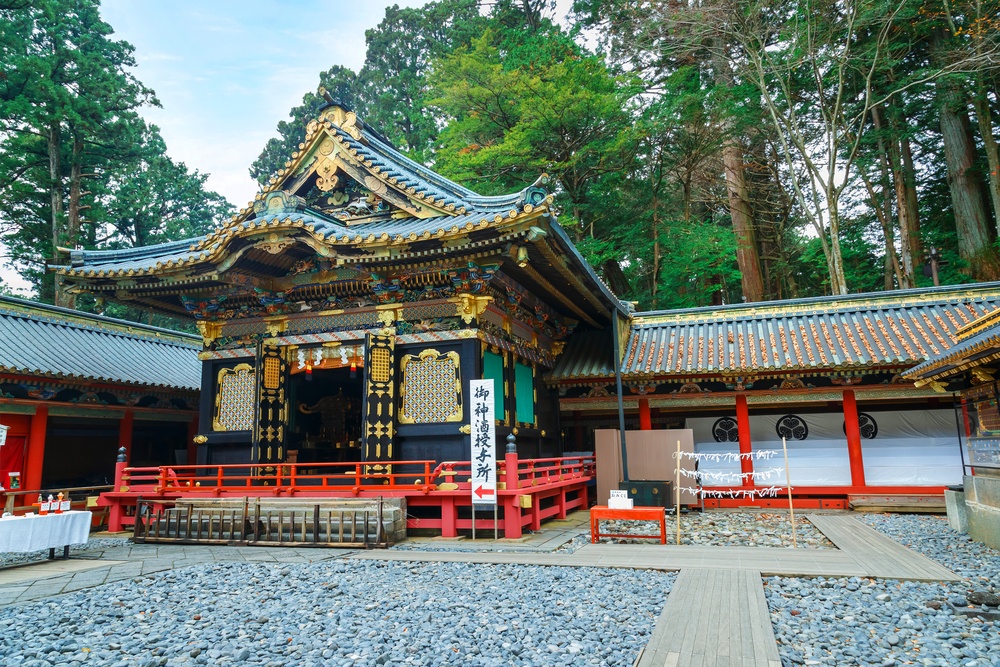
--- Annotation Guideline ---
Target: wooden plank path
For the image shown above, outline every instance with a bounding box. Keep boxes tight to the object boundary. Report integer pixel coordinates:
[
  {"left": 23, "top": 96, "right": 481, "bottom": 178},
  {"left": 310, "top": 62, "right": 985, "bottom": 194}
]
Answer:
[
  {"left": 806, "top": 514, "right": 960, "bottom": 581},
  {"left": 636, "top": 569, "right": 781, "bottom": 667}
]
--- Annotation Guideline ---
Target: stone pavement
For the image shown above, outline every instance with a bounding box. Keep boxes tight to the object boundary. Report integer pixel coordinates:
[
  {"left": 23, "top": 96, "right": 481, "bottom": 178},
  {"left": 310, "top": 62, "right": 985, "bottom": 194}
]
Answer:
[{"left": 0, "top": 510, "right": 964, "bottom": 667}]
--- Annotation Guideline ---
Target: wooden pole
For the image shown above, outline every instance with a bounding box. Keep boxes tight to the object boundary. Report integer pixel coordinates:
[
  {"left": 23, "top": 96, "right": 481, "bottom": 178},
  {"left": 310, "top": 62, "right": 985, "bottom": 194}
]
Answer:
[
  {"left": 782, "top": 436, "right": 797, "bottom": 548},
  {"left": 675, "top": 439, "right": 681, "bottom": 546}
]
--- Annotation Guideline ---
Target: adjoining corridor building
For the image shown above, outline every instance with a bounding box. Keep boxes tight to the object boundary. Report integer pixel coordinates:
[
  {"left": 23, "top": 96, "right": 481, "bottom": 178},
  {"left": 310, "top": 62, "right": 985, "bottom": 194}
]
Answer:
[{"left": 0, "top": 297, "right": 200, "bottom": 493}]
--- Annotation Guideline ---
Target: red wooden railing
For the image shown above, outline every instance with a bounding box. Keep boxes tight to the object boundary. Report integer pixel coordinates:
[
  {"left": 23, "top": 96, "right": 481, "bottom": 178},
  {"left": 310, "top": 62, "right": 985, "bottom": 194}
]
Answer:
[{"left": 101, "top": 453, "right": 596, "bottom": 539}]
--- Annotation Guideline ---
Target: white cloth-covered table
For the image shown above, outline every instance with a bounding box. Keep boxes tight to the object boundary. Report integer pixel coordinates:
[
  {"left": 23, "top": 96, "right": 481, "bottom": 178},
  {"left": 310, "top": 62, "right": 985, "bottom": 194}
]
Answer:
[{"left": 0, "top": 511, "right": 92, "bottom": 553}]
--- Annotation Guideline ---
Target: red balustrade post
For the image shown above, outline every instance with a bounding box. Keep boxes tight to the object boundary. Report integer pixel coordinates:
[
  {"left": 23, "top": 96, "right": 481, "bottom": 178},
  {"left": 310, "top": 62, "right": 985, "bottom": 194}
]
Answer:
[
  {"left": 503, "top": 433, "right": 522, "bottom": 539},
  {"left": 108, "top": 446, "right": 129, "bottom": 532}
]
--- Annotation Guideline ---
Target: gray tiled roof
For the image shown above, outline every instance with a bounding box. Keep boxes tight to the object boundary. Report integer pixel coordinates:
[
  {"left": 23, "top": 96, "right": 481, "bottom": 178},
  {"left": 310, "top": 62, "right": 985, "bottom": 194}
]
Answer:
[
  {"left": 0, "top": 297, "right": 200, "bottom": 390},
  {"left": 548, "top": 283, "right": 1000, "bottom": 382}
]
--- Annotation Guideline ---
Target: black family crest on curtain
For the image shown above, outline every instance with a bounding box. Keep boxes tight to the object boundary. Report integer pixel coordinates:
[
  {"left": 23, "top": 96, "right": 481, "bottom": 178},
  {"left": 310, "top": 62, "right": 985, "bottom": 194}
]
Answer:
[
  {"left": 843, "top": 412, "right": 879, "bottom": 439},
  {"left": 362, "top": 332, "right": 396, "bottom": 476},
  {"left": 252, "top": 340, "right": 289, "bottom": 468},
  {"left": 712, "top": 417, "right": 739, "bottom": 442},
  {"left": 775, "top": 414, "right": 808, "bottom": 440}
]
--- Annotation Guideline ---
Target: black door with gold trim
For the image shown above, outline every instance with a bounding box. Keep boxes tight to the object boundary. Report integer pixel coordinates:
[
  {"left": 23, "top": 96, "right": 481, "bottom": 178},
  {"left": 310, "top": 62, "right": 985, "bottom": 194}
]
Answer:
[
  {"left": 252, "top": 341, "right": 289, "bottom": 467},
  {"left": 362, "top": 332, "right": 395, "bottom": 472}
]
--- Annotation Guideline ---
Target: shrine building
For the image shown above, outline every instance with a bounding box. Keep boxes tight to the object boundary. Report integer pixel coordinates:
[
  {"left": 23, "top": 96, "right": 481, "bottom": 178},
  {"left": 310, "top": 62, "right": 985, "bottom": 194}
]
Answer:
[{"left": 51, "top": 101, "right": 1000, "bottom": 510}]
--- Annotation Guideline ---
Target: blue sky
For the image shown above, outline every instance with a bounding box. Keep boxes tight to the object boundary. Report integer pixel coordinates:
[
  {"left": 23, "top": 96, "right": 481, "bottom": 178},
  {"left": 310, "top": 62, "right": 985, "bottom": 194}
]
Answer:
[{"left": 100, "top": 0, "right": 431, "bottom": 208}]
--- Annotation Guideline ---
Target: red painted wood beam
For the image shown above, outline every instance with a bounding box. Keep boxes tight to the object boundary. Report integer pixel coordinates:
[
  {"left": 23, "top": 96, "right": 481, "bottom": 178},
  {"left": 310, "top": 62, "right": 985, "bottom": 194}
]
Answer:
[
  {"left": 23, "top": 404, "right": 48, "bottom": 491},
  {"left": 843, "top": 389, "right": 866, "bottom": 487},
  {"left": 638, "top": 398, "right": 652, "bottom": 431},
  {"left": 118, "top": 409, "right": 134, "bottom": 458},
  {"left": 735, "top": 394, "right": 754, "bottom": 485}
]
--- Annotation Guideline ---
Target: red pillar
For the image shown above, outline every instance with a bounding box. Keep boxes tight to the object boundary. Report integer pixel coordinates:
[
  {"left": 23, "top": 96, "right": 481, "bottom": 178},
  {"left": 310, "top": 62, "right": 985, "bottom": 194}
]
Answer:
[
  {"left": 638, "top": 398, "right": 652, "bottom": 431},
  {"left": 960, "top": 398, "right": 972, "bottom": 437},
  {"left": 118, "top": 409, "right": 134, "bottom": 459},
  {"left": 843, "top": 389, "right": 866, "bottom": 487},
  {"left": 735, "top": 394, "right": 754, "bottom": 486},
  {"left": 503, "top": 450, "right": 522, "bottom": 539},
  {"left": 186, "top": 415, "right": 200, "bottom": 465},
  {"left": 23, "top": 404, "right": 48, "bottom": 491}
]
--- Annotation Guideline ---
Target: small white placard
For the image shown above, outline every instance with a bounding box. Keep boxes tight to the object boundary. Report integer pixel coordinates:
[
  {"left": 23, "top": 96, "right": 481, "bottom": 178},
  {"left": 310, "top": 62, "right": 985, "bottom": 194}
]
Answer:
[
  {"left": 608, "top": 497, "right": 634, "bottom": 509},
  {"left": 40, "top": 502, "right": 50, "bottom": 512},
  {"left": 609, "top": 490, "right": 628, "bottom": 499},
  {"left": 60, "top": 501, "right": 72, "bottom": 511}
]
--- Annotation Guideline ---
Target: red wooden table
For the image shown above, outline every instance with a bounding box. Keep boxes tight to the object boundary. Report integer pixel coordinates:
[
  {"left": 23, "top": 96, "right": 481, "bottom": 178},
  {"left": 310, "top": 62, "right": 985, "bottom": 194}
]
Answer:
[{"left": 590, "top": 505, "right": 667, "bottom": 544}]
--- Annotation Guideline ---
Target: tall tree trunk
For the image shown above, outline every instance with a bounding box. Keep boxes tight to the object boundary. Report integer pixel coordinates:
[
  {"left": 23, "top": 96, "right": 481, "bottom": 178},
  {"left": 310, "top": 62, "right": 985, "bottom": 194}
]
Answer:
[
  {"left": 933, "top": 28, "right": 997, "bottom": 279},
  {"left": 67, "top": 133, "right": 84, "bottom": 250},
  {"left": 900, "top": 135, "right": 922, "bottom": 267},
  {"left": 827, "top": 202, "right": 849, "bottom": 295},
  {"left": 873, "top": 105, "right": 910, "bottom": 287},
  {"left": 972, "top": 92, "right": 1000, "bottom": 233},
  {"left": 47, "top": 120, "right": 73, "bottom": 308},
  {"left": 723, "top": 141, "right": 765, "bottom": 302},
  {"left": 650, "top": 175, "right": 661, "bottom": 309},
  {"left": 714, "top": 49, "right": 765, "bottom": 302}
]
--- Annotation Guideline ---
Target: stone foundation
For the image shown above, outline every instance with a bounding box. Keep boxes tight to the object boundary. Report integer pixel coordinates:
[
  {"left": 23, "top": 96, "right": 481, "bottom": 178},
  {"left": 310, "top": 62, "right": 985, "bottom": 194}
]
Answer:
[{"left": 960, "top": 475, "right": 1000, "bottom": 551}]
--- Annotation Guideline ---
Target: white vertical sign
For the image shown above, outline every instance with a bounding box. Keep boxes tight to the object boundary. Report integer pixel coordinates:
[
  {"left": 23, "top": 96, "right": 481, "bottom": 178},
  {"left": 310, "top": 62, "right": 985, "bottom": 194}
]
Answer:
[
  {"left": 0, "top": 424, "right": 7, "bottom": 448},
  {"left": 470, "top": 379, "right": 497, "bottom": 506}
]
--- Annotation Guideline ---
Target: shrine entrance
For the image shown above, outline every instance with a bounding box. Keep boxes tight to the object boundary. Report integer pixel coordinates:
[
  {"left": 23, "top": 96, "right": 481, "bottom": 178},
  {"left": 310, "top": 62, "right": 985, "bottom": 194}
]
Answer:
[{"left": 288, "top": 363, "right": 364, "bottom": 466}]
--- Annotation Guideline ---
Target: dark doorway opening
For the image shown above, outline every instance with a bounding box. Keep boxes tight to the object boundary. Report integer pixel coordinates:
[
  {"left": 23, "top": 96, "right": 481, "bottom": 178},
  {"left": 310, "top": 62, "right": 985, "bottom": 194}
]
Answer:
[{"left": 289, "top": 366, "right": 364, "bottom": 465}]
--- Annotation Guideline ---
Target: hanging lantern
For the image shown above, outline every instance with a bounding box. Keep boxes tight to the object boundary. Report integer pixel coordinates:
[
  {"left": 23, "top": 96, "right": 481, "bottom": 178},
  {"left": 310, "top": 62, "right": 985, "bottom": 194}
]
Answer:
[
  {"left": 350, "top": 360, "right": 357, "bottom": 378},
  {"left": 306, "top": 363, "right": 313, "bottom": 381}
]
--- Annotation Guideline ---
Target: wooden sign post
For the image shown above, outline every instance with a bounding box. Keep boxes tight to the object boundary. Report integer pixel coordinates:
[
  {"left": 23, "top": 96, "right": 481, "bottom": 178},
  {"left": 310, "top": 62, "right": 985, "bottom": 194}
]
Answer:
[
  {"left": 675, "top": 440, "right": 682, "bottom": 546},
  {"left": 782, "top": 436, "right": 797, "bottom": 547}
]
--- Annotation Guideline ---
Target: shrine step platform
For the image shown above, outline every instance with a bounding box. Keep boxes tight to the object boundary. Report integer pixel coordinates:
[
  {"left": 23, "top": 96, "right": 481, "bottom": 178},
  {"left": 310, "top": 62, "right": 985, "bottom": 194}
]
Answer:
[
  {"left": 134, "top": 497, "right": 406, "bottom": 548},
  {"left": 636, "top": 568, "right": 781, "bottom": 667}
]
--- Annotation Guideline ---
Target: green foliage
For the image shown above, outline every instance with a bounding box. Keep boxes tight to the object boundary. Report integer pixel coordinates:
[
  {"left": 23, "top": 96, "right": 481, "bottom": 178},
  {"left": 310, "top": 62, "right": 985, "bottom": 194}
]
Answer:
[{"left": 0, "top": 0, "right": 232, "bottom": 310}]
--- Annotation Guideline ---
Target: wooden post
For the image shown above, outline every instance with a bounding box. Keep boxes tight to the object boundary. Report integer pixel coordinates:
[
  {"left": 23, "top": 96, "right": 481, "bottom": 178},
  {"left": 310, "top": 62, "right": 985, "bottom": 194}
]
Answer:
[
  {"left": 503, "top": 434, "right": 522, "bottom": 539},
  {"left": 638, "top": 398, "right": 652, "bottom": 431},
  {"left": 782, "top": 436, "right": 797, "bottom": 548},
  {"left": 24, "top": 404, "right": 48, "bottom": 492},
  {"left": 118, "top": 409, "right": 134, "bottom": 459},
  {"left": 675, "top": 439, "right": 681, "bottom": 546},
  {"left": 842, "top": 389, "right": 866, "bottom": 487},
  {"left": 735, "top": 394, "right": 754, "bottom": 487},
  {"left": 186, "top": 415, "right": 200, "bottom": 465}
]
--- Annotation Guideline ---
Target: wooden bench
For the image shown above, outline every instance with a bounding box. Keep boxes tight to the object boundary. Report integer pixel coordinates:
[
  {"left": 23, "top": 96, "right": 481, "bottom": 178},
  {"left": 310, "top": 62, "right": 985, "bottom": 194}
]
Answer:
[{"left": 590, "top": 505, "right": 666, "bottom": 544}]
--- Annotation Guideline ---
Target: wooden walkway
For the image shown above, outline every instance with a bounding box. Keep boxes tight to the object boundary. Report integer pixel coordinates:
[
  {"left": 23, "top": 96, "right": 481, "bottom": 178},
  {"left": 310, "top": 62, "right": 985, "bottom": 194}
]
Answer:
[
  {"left": 805, "top": 514, "right": 959, "bottom": 581},
  {"left": 636, "top": 569, "right": 780, "bottom": 667}
]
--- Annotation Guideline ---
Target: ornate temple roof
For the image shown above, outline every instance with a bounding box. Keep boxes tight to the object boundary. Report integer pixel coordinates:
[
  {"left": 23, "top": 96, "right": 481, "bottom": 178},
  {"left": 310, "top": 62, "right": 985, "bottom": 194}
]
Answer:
[
  {"left": 904, "top": 305, "right": 1000, "bottom": 383},
  {"left": 0, "top": 296, "right": 201, "bottom": 390},
  {"left": 549, "top": 282, "right": 1000, "bottom": 384},
  {"left": 54, "top": 103, "right": 625, "bottom": 324}
]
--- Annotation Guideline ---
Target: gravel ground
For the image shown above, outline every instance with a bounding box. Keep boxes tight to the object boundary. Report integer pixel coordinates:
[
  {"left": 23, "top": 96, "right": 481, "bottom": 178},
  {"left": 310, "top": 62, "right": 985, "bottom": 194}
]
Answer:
[
  {"left": 0, "top": 538, "right": 132, "bottom": 568},
  {"left": 1, "top": 559, "right": 675, "bottom": 667},
  {"left": 766, "top": 514, "right": 1000, "bottom": 667},
  {"left": 586, "top": 511, "right": 833, "bottom": 549}
]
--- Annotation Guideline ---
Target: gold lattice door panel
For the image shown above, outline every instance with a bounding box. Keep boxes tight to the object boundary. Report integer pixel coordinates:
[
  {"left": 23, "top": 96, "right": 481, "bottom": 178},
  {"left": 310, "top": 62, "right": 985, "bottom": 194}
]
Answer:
[
  {"left": 252, "top": 342, "right": 289, "bottom": 466},
  {"left": 399, "top": 349, "right": 462, "bottom": 424},
  {"left": 363, "top": 333, "right": 396, "bottom": 466},
  {"left": 213, "top": 364, "right": 255, "bottom": 432}
]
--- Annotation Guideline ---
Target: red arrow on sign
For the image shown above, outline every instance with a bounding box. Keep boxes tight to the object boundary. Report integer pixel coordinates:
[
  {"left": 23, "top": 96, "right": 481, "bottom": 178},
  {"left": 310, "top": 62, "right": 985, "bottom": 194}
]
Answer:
[{"left": 474, "top": 485, "right": 495, "bottom": 498}]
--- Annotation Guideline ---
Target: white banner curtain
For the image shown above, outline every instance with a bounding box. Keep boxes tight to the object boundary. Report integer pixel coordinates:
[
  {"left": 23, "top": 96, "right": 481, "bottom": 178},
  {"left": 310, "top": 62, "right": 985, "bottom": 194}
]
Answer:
[{"left": 686, "top": 409, "right": 962, "bottom": 487}]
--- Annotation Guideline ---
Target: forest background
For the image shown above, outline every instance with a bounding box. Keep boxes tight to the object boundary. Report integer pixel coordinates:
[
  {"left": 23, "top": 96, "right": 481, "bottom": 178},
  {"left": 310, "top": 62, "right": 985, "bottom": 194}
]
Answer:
[{"left": 3, "top": 0, "right": 1000, "bottom": 325}]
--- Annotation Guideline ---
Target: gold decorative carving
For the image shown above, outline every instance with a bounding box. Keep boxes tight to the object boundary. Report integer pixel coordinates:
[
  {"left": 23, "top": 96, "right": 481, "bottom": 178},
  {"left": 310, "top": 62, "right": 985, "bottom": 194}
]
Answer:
[
  {"left": 454, "top": 294, "right": 493, "bottom": 324},
  {"left": 192, "top": 435, "right": 208, "bottom": 444},
  {"left": 255, "top": 234, "right": 294, "bottom": 254},
  {"left": 399, "top": 349, "right": 462, "bottom": 424},
  {"left": 263, "top": 317, "right": 287, "bottom": 337},
  {"left": 197, "top": 320, "right": 222, "bottom": 347},
  {"left": 318, "top": 138, "right": 335, "bottom": 156},
  {"left": 316, "top": 156, "right": 340, "bottom": 191},
  {"left": 459, "top": 424, "right": 471, "bottom": 434},
  {"left": 213, "top": 363, "right": 255, "bottom": 432}
]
